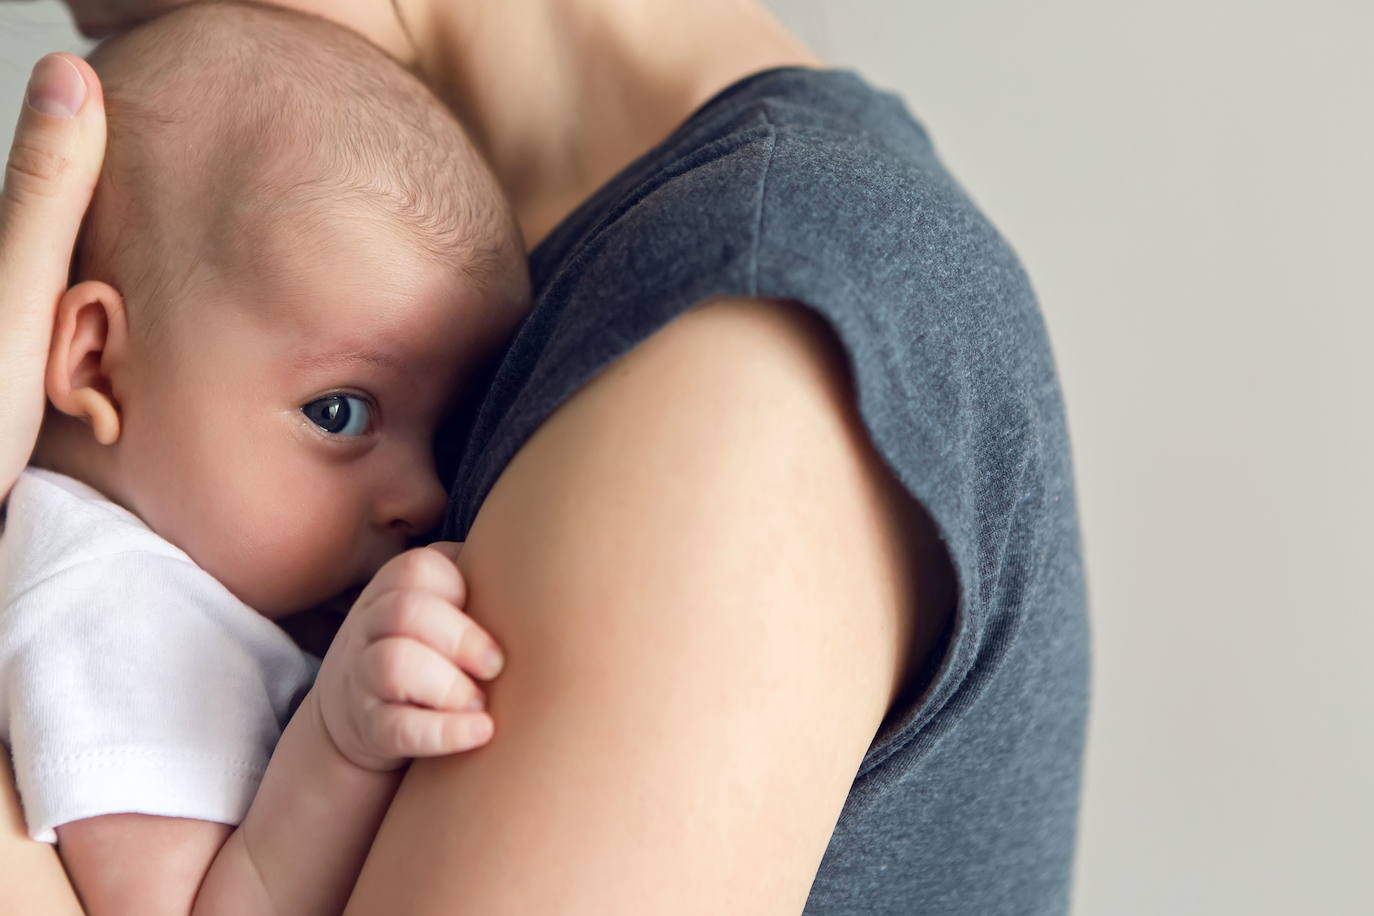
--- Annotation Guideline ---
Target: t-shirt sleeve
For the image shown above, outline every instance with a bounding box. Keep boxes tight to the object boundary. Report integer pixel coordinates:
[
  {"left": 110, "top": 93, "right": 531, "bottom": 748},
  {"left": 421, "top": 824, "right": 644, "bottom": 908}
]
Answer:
[{"left": 0, "top": 553, "right": 320, "bottom": 843}]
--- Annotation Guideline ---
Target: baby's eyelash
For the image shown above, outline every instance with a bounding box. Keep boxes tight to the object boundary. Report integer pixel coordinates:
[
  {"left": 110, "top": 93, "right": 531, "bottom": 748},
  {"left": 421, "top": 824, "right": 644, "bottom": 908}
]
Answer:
[{"left": 302, "top": 393, "right": 376, "bottom": 437}]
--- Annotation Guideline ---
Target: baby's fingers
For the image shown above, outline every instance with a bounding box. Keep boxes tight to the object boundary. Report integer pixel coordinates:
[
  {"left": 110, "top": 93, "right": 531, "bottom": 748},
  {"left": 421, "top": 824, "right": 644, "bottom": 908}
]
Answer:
[
  {"left": 363, "top": 589, "right": 504, "bottom": 680},
  {"left": 368, "top": 704, "right": 494, "bottom": 757},
  {"left": 359, "top": 636, "right": 487, "bottom": 712}
]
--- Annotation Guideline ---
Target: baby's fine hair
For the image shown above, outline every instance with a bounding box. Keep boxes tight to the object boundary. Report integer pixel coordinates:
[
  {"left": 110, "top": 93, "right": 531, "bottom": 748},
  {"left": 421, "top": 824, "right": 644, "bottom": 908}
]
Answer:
[{"left": 75, "top": 0, "right": 524, "bottom": 341}]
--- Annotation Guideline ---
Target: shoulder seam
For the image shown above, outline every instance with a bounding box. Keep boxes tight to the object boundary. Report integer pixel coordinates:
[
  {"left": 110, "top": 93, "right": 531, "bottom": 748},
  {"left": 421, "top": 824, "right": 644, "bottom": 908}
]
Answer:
[
  {"left": 748, "top": 107, "right": 780, "bottom": 296},
  {"left": 2, "top": 550, "right": 204, "bottom": 612},
  {"left": 545, "top": 122, "right": 777, "bottom": 291}
]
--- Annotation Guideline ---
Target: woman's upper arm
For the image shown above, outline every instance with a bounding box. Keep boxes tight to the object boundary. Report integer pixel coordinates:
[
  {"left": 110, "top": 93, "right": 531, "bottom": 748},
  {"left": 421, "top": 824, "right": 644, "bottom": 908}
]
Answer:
[
  {"left": 0, "top": 753, "right": 84, "bottom": 915},
  {"left": 344, "top": 297, "right": 940, "bottom": 915}
]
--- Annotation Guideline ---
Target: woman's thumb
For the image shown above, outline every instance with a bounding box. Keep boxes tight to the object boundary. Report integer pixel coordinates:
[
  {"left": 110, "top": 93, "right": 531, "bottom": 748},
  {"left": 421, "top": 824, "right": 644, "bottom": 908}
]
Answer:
[{"left": 2, "top": 53, "right": 105, "bottom": 228}]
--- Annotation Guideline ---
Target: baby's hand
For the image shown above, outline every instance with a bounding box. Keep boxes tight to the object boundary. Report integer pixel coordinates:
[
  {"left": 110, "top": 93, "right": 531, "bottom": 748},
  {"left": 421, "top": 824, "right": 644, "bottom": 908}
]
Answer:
[{"left": 312, "top": 542, "right": 505, "bottom": 772}]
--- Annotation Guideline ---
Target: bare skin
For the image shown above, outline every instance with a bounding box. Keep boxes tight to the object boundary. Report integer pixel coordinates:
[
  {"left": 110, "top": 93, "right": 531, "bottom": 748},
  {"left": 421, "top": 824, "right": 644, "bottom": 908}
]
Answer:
[
  {"left": 56, "top": 0, "right": 823, "bottom": 248},
  {"left": 1, "top": 2, "right": 958, "bottom": 912}
]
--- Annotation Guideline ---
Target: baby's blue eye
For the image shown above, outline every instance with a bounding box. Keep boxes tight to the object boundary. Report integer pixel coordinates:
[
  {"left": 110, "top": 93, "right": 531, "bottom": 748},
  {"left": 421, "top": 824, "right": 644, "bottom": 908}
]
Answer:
[{"left": 302, "top": 395, "right": 372, "bottom": 437}]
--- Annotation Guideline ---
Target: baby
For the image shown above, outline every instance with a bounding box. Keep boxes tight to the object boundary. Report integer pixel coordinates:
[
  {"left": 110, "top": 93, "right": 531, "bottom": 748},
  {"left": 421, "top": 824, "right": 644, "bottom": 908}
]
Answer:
[{"left": 0, "top": 2, "right": 529, "bottom": 913}]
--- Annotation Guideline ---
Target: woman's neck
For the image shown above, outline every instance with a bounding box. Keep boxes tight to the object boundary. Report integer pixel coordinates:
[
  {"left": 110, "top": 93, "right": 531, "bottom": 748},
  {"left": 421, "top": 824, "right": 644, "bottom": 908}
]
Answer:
[{"left": 396, "top": 0, "right": 820, "bottom": 247}]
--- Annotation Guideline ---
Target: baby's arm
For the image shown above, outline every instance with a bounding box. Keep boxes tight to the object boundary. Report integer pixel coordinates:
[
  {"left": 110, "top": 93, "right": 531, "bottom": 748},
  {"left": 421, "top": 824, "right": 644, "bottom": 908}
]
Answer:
[{"left": 54, "top": 543, "right": 503, "bottom": 916}]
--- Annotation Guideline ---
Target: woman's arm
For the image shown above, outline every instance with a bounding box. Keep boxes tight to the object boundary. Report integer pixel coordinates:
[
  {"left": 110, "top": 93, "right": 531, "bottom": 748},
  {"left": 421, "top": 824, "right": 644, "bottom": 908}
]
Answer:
[
  {"left": 0, "top": 754, "right": 84, "bottom": 914},
  {"left": 342, "top": 297, "right": 942, "bottom": 914},
  {"left": 0, "top": 54, "right": 107, "bottom": 507}
]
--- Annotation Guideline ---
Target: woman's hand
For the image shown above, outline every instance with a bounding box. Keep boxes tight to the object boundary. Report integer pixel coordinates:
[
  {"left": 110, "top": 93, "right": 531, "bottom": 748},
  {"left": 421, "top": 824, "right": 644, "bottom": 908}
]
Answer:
[
  {"left": 1, "top": 55, "right": 103, "bottom": 916},
  {"left": 0, "top": 54, "right": 105, "bottom": 507},
  {"left": 313, "top": 542, "right": 505, "bottom": 772}
]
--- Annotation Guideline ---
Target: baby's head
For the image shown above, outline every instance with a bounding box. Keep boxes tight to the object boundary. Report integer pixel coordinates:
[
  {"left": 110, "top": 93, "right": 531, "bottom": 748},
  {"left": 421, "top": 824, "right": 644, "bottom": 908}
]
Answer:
[{"left": 34, "top": 1, "right": 529, "bottom": 617}]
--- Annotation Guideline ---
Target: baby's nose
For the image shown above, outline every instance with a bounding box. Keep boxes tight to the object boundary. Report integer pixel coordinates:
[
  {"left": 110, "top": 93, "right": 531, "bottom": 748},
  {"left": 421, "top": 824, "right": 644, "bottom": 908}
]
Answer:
[{"left": 381, "top": 470, "right": 449, "bottom": 544}]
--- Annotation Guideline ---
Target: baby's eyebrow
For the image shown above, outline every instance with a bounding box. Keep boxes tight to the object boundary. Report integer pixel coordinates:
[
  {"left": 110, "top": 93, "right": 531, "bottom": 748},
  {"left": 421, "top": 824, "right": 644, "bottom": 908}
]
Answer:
[{"left": 296, "top": 348, "right": 405, "bottom": 373}]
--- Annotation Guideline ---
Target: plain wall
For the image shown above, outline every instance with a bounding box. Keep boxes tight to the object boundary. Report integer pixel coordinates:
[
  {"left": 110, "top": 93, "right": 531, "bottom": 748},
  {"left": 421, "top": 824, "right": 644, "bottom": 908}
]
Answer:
[{"left": 2, "top": 2, "right": 1370, "bottom": 913}]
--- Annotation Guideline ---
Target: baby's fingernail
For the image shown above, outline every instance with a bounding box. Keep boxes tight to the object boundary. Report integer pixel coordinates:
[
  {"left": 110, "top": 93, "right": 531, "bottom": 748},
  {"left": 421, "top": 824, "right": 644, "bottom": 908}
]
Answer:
[
  {"left": 469, "top": 716, "right": 493, "bottom": 743},
  {"left": 26, "top": 55, "right": 86, "bottom": 119},
  {"left": 482, "top": 647, "right": 504, "bottom": 677},
  {"left": 463, "top": 695, "right": 484, "bottom": 711}
]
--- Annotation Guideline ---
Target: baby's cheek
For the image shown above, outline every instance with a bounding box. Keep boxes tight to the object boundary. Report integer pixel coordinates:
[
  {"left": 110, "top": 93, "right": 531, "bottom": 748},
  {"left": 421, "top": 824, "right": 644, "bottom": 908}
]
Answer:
[
  {"left": 216, "top": 472, "right": 362, "bottom": 618},
  {"left": 153, "top": 448, "right": 354, "bottom": 618}
]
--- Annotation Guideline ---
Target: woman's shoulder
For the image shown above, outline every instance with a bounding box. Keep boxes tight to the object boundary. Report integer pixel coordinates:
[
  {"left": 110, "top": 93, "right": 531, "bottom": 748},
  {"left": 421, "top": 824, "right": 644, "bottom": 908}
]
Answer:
[
  {"left": 445, "top": 67, "right": 1060, "bottom": 543},
  {"left": 540, "top": 66, "right": 1034, "bottom": 317},
  {"left": 531, "top": 68, "right": 943, "bottom": 273}
]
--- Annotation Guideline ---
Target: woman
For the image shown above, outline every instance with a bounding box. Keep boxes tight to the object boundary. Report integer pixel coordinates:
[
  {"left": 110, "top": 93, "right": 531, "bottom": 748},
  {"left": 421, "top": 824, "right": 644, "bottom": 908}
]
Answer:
[{"left": 1, "top": 1, "right": 1090, "bottom": 913}]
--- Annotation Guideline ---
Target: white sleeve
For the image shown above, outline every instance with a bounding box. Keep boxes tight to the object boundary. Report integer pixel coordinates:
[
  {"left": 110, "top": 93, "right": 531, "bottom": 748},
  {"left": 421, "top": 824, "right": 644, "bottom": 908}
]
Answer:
[{"left": 0, "top": 552, "right": 321, "bottom": 843}]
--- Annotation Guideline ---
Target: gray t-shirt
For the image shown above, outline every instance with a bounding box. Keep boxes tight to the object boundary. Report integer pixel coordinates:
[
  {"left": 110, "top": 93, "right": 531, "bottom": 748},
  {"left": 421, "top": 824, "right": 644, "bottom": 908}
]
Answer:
[{"left": 439, "top": 67, "right": 1091, "bottom": 915}]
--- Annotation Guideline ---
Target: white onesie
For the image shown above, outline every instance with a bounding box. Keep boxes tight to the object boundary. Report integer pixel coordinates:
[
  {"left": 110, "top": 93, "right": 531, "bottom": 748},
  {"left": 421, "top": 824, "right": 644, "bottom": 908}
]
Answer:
[{"left": 0, "top": 467, "right": 322, "bottom": 843}]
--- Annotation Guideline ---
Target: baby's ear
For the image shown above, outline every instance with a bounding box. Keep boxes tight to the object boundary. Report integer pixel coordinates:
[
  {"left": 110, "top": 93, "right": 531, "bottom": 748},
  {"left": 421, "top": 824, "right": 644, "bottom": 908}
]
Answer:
[{"left": 46, "top": 280, "right": 128, "bottom": 446}]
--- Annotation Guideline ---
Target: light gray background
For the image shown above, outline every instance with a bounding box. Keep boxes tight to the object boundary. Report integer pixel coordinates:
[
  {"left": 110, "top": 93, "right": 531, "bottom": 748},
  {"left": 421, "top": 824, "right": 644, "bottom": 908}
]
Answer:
[{"left": 2, "top": 2, "right": 1371, "bottom": 914}]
